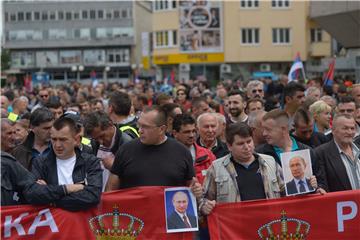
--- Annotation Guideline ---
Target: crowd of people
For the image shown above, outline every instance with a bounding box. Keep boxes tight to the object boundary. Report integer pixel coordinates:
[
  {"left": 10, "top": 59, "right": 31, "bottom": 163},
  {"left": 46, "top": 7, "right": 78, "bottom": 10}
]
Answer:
[{"left": 1, "top": 75, "right": 359, "bottom": 237}]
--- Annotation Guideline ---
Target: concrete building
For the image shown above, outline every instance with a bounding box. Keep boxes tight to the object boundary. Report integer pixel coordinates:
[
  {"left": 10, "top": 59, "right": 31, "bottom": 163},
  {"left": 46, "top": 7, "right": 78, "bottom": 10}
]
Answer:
[
  {"left": 309, "top": 0, "right": 360, "bottom": 81},
  {"left": 3, "top": 1, "right": 152, "bottom": 84},
  {"left": 151, "top": 0, "right": 332, "bottom": 83}
]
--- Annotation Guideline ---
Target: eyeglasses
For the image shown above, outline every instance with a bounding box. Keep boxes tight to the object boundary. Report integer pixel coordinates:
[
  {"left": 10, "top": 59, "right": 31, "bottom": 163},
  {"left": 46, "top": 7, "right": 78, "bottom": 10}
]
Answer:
[
  {"left": 252, "top": 89, "right": 263, "bottom": 94},
  {"left": 39, "top": 95, "right": 49, "bottom": 98}
]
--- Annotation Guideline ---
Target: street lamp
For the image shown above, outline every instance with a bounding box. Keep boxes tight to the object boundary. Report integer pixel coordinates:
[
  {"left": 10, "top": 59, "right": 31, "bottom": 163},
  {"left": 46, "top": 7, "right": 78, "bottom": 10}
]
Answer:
[
  {"left": 71, "top": 65, "right": 84, "bottom": 81},
  {"left": 104, "top": 66, "right": 110, "bottom": 84}
]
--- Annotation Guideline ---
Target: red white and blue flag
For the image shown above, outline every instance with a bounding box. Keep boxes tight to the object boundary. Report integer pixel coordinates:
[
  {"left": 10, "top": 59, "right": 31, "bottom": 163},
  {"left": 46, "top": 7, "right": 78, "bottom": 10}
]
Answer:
[
  {"left": 323, "top": 58, "right": 335, "bottom": 86},
  {"left": 288, "top": 53, "right": 304, "bottom": 83}
]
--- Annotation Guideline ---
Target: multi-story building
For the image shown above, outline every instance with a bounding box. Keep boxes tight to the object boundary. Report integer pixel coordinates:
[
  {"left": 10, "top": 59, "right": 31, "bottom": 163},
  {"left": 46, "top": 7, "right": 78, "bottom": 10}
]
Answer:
[
  {"left": 151, "top": 0, "right": 332, "bottom": 83},
  {"left": 3, "top": 1, "right": 152, "bottom": 84}
]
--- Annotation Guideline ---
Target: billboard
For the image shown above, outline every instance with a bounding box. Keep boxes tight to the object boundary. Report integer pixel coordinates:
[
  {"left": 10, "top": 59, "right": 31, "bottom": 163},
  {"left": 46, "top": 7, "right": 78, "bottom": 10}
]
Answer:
[
  {"left": 11, "top": 51, "right": 35, "bottom": 68},
  {"left": 59, "top": 50, "right": 82, "bottom": 65},
  {"left": 179, "top": 0, "right": 222, "bottom": 53},
  {"left": 36, "top": 51, "right": 58, "bottom": 67},
  {"left": 83, "top": 49, "right": 105, "bottom": 66}
]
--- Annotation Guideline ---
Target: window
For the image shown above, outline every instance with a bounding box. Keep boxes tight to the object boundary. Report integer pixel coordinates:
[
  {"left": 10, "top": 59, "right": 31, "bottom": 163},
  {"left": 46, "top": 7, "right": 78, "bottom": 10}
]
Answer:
[
  {"left": 271, "top": 0, "right": 290, "bottom": 8},
  {"left": 240, "top": 0, "right": 259, "bottom": 8},
  {"left": 66, "top": 12, "right": 72, "bottom": 20},
  {"left": 74, "top": 11, "right": 79, "bottom": 20},
  {"left": 121, "top": 9, "right": 127, "bottom": 18},
  {"left": 154, "top": 30, "right": 177, "bottom": 48},
  {"left": 82, "top": 10, "right": 88, "bottom": 19},
  {"left": 310, "top": 28, "right": 322, "bottom": 42},
  {"left": 154, "top": 0, "right": 176, "bottom": 11},
  {"left": 5, "top": 12, "right": 8, "bottom": 22},
  {"left": 272, "top": 28, "right": 290, "bottom": 44},
  {"left": 34, "top": 12, "right": 40, "bottom": 20},
  {"left": 42, "top": 11, "right": 48, "bottom": 20},
  {"left": 50, "top": 11, "right": 56, "bottom": 20},
  {"left": 10, "top": 13, "right": 16, "bottom": 21},
  {"left": 106, "top": 10, "right": 112, "bottom": 19},
  {"left": 107, "top": 49, "right": 130, "bottom": 64},
  {"left": 98, "top": 10, "right": 104, "bottom": 19},
  {"left": 90, "top": 10, "right": 96, "bottom": 19},
  {"left": 80, "top": 28, "right": 90, "bottom": 39},
  {"left": 49, "top": 29, "right": 67, "bottom": 40},
  {"left": 172, "top": 30, "right": 177, "bottom": 45},
  {"left": 241, "top": 28, "right": 259, "bottom": 44},
  {"left": 26, "top": 12, "right": 32, "bottom": 21},
  {"left": 17, "top": 12, "right": 24, "bottom": 21},
  {"left": 58, "top": 11, "right": 64, "bottom": 20},
  {"left": 114, "top": 10, "right": 120, "bottom": 18},
  {"left": 74, "top": 29, "right": 80, "bottom": 38}
]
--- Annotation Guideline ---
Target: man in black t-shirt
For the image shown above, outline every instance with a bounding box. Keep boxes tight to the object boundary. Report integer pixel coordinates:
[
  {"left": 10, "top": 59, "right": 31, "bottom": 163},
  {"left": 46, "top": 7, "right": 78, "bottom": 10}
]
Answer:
[{"left": 106, "top": 106, "right": 195, "bottom": 190}]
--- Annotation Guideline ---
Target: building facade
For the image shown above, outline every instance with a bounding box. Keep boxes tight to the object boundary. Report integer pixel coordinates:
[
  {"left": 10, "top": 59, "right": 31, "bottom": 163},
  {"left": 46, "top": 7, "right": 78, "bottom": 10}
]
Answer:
[
  {"left": 150, "top": 0, "right": 332, "bottom": 83},
  {"left": 3, "top": 1, "right": 152, "bottom": 84}
]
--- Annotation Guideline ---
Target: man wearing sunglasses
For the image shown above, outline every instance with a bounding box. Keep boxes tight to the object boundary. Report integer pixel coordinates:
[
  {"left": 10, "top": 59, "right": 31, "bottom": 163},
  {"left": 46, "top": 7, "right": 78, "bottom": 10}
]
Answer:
[
  {"left": 246, "top": 80, "right": 264, "bottom": 100},
  {"left": 31, "top": 88, "right": 50, "bottom": 113}
]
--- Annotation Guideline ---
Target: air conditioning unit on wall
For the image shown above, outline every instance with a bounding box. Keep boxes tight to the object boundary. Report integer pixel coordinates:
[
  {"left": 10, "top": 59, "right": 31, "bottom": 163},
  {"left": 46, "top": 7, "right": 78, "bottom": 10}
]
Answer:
[
  {"left": 220, "top": 64, "right": 231, "bottom": 73},
  {"left": 179, "top": 64, "right": 190, "bottom": 72},
  {"left": 260, "top": 63, "right": 271, "bottom": 72}
]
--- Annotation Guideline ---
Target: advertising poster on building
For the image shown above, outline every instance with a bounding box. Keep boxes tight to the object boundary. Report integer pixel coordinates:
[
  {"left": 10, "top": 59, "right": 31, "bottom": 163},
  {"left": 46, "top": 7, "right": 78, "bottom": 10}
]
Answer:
[
  {"left": 36, "top": 51, "right": 58, "bottom": 67},
  {"left": 11, "top": 51, "right": 35, "bottom": 68},
  {"left": 59, "top": 50, "right": 82, "bottom": 65},
  {"left": 83, "top": 49, "right": 105, "bottom": 66},
  {"left": 179, "top": 0, "right": 222, "bottom": 53}
]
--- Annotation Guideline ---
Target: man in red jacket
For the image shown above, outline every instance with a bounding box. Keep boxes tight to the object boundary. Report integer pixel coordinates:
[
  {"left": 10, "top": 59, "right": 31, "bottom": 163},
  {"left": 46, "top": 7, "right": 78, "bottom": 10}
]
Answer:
[{"left": 173, "top": 114, "right": 216, "bottom": 184}]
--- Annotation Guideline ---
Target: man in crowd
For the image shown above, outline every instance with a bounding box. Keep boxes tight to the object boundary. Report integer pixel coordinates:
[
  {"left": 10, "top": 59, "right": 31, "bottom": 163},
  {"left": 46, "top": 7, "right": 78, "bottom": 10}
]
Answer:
[
  {"left": 162, "top": 103, "right": 183, "bottom": 137},
  {"left": 45, "top": 98, "right": 64, "bottom": 120},
  {"left": 172, "top": 114, "right": 216, "bottom": 184},
  {"left": 11, "top": 96, "right": 29, "bottom": 117},
  {"left": 315, "top": 114, "right": 360, "bottom": 192},
  {"left": 292, "top": 108, "right": 328, "bottom": 148},
  {"left": 196, "top": 112, "right": 229, "bottom": 159},
  {"left": 106, "top": 106, "right": 195, "bottom": 190},
  {"left": 12, "top": 107, "right": 54, "bottom": 170},
  {"left": 32, "top": 88, "right": 50, "bottom": 112},
  {"left": 199, "top": 122, "right": 285, "bottom": 216},
  {"left": 1, "top": 118, "right": 89, "bottom": 208},
  {"left": 83, "top": 111, "right": 132, "bottom": 191},
  {"left": 256, "top": 109, "right": 326, "bottom": 192},
  {"left": 283, "top": 82, "right": 306, "bottom": 120},
  {"left": 246, "top": 98, "right": 264, "bottom": 114},
  {"left": 31, "top": 116, "right": 102, "bottom": 211},
  {"left": 108, "top": 91, "right": 139, "bottom": 139},
  {"left": 248, "top": 110, "right": 266, "bottom": 147},
  {"left": 191, "top": 97, "right": 211, "bottom": 121},
  {"left": 227, "top": 90, "right": 248, "bottom": 125},
  {"left": 246, "top": 80, "right": 264, "bottom": 100}
]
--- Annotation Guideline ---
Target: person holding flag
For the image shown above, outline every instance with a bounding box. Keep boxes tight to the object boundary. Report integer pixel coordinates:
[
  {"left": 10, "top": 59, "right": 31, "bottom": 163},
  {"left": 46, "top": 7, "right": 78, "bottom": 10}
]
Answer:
[
  {"left": 323, "top": 58, "right": 335, "bottom": 87},
  {"left": 288, "top": 52, "right": 306, "bottom": 83}
]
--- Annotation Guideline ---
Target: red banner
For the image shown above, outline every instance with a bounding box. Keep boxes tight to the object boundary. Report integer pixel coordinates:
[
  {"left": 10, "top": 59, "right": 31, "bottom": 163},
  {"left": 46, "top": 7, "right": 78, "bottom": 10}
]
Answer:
[
  {"left": 1, "top": 187, "right": 193, "bottom": 240},
  {"left": 208, "top": 190, "right": 360, "bottom": 239}
]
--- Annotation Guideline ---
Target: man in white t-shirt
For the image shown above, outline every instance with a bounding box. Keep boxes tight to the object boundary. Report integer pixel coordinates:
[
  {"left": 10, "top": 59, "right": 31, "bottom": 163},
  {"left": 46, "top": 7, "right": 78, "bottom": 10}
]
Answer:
[{"left": 31, "top": 116, "right": 102, "bottom": 211}]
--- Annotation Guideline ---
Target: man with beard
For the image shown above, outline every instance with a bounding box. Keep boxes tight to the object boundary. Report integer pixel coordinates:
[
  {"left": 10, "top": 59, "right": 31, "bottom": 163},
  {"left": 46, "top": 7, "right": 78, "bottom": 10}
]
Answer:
[
  {"left": 226, "top": 90, "right": 248, "bottom": 125},
  {"left": 246, "top": 80, "right": 264, "bottom": 100}
]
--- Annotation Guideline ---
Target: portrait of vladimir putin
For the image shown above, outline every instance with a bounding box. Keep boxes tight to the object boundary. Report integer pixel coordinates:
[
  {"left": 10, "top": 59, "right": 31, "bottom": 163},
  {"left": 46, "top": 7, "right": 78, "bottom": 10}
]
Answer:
[{"left": 286, "top": 156, "right": 314, "bottom": 195}]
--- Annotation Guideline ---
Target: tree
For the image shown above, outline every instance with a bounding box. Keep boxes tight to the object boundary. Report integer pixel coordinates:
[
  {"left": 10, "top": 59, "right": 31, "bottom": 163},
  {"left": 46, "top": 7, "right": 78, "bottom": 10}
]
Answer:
[{"left": 1, "top": 48, "right": 11, "bottom": 71}]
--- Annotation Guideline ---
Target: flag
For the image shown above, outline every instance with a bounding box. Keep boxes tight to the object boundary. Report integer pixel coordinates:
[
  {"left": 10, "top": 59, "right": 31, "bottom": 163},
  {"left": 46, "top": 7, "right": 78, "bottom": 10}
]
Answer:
[
  {"left": 323, "top": 58, "right": 335, "bottom": 86},
  {"left": 287, "top": 53, "right": 304, "bottom": 83}
]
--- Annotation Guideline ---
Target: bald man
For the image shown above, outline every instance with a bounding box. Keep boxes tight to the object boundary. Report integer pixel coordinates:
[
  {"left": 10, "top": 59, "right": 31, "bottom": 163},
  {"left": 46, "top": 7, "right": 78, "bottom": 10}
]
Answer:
[{"left": 167, "top": 191, "right": 197, "bottom": 230}]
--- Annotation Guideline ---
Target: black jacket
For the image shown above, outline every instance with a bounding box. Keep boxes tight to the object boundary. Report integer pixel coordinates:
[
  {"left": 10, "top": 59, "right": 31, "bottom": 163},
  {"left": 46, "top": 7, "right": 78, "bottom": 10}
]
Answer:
[
  {"left": 255, "top": 140, "right": 326, "bottom": 190},
  {"left": 196, "top": 137, "right": 229, "bottom": 159},
  {"left": 117, "top": 116, "right": 139, "bottom": 139},
  {"left": 315, "top": 140, "right": 354, "bottom": 192},
  {"left": 291, "top": 132, "right": 329, "bottom": 148},
  {"left": 31, "top": 148, "right": 103, "bottom": 211},
  {"left": 1, "top": 151, "right": 66, "bottom": 206},
  {"left": 91, "top": 126, "right": 133, "bottom": 156},
  {"left": 12, "top": 131, "right": 35, "bottom": 170}
]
